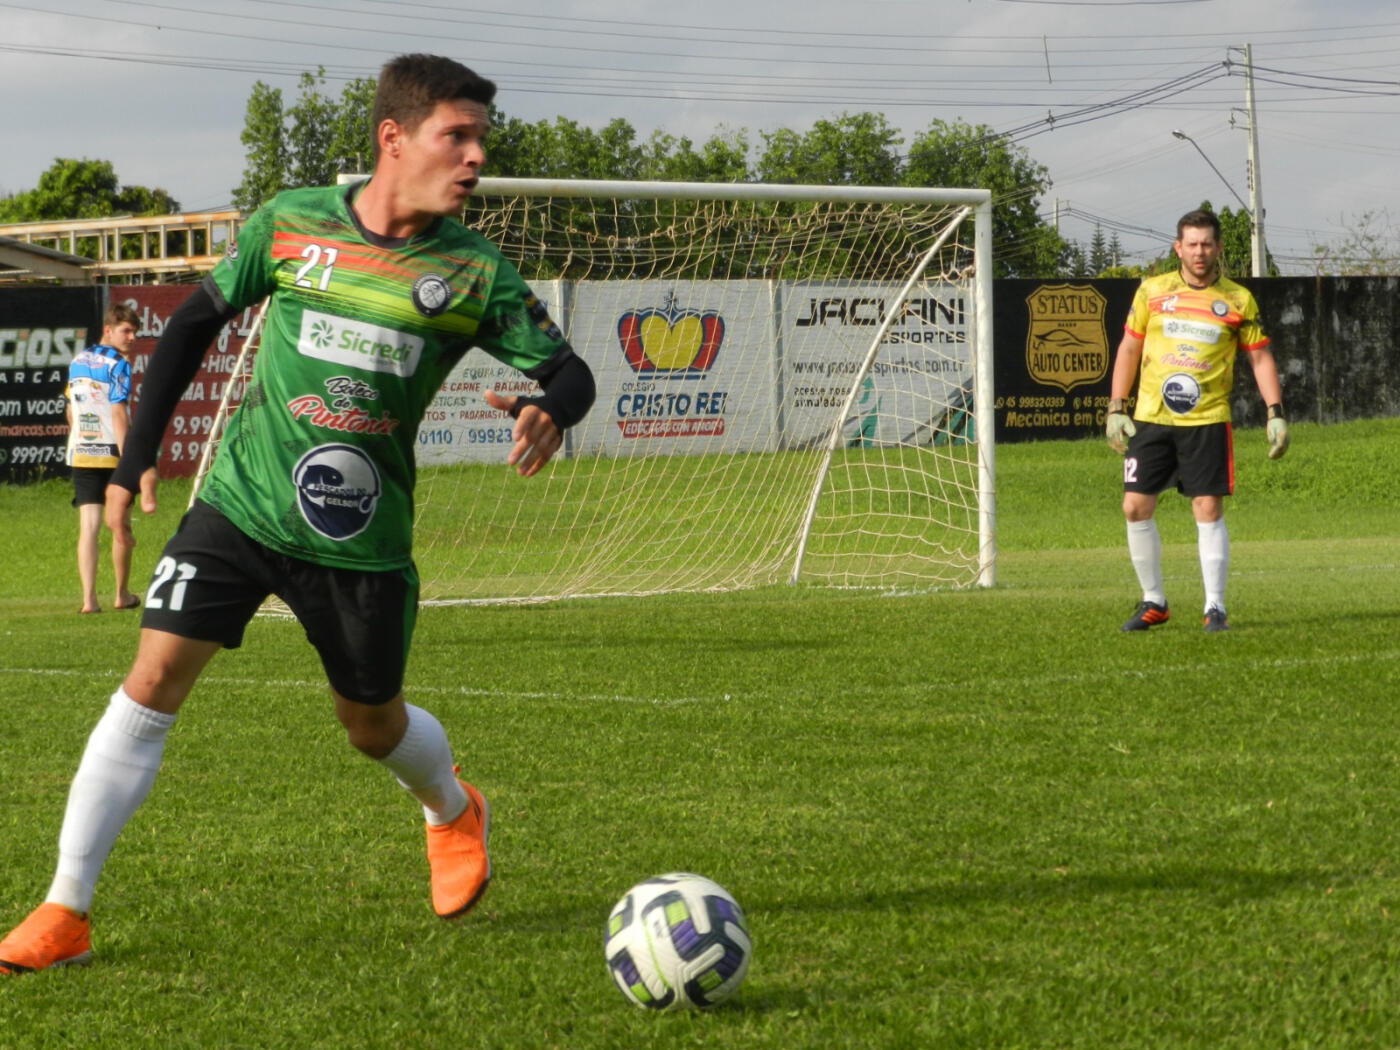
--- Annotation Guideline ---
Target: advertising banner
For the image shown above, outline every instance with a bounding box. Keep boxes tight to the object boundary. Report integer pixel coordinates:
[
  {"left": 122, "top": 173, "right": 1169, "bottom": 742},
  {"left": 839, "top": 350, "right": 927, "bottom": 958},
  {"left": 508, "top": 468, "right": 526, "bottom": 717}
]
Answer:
[
  {"left": 778, "top": 281, "right": 972, "bottom": 449},
  {"left": 993, "top": 279, "right": 1136, "bottom": 442},
  {"left": 0, "top": 287, "right": 101, "bottom": 482},
  {"left": 569, "top": 281, "right": 774, "bottom": 458},
  {"left": 116, "top": 286, "right": 262, "bottom": 478}
]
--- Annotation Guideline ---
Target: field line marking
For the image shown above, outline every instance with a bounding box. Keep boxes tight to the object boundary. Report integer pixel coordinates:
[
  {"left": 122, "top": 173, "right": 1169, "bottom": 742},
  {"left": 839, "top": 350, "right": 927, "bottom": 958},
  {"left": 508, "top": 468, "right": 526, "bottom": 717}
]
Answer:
[{"left": 0, "top": 666, "right": 726, "bottom": 707}]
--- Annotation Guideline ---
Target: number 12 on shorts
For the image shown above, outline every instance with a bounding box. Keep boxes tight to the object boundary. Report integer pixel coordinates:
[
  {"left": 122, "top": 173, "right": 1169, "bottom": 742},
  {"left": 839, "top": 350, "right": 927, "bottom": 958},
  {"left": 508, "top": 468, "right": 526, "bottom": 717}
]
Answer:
[{"left": 147, "top": 557, "right": 198, "bottom": 611}]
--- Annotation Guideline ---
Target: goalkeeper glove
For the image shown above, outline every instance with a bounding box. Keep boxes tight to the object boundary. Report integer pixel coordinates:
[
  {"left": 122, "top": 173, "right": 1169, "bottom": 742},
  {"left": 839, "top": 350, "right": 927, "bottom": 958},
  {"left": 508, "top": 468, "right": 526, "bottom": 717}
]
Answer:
[
  {"left": 1266, "top": 404, "right": 1289, "bottom": 460},
  {"left": 1105, "top": 399, "right": 1136, "bottom": 455}
]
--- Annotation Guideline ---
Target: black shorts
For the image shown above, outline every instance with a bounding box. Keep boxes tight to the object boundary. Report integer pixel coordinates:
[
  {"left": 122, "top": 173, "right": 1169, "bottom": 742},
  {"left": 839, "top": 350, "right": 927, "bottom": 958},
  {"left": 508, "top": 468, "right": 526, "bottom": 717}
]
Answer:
[
  {"left": 140, "top": 501, "right": 419, "bottom": 704},
  {"left": 71, "top": 467, "right": 113, "bottom": 507},
  {"left": 1122, "top": 421, "right": 1234, "bottom": 498}
]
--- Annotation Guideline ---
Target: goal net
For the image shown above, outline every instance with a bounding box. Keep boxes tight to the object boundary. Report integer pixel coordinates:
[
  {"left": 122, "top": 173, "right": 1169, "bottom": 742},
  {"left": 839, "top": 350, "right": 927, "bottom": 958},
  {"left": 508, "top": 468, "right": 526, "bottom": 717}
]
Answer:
[{"left": 203, "top": 178, "right": 995, "bottom": 603}]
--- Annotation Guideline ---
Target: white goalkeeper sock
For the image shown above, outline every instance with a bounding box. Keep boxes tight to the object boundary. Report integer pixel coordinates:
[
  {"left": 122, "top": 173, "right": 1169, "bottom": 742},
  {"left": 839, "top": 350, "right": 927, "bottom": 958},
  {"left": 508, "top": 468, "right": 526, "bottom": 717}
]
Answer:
[
  {"left": 47, "top": 687, "right": 175, "bottom": 915},
  {"left": 1126, "top": 519, "right": 1166, "bottom": 605},
  {"left": 1197, "top": 518, "right": 1230, "bottom": 612},
  {"left": 379, "top": 704, "right": 467, "bottom": 826}
]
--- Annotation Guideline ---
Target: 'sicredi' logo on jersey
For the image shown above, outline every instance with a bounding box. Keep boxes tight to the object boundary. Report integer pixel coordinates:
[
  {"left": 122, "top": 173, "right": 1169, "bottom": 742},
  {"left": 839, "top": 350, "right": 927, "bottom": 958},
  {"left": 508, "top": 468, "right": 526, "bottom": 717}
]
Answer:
[
  {"left": 297, "top": 310, "right": 424, "bottom": 377},
  {"left": 617, "top": 294, "right": 724, "bottom": 379},
  {"left": 1025, "top": 284, "right": 1109, "bottom": 392}
]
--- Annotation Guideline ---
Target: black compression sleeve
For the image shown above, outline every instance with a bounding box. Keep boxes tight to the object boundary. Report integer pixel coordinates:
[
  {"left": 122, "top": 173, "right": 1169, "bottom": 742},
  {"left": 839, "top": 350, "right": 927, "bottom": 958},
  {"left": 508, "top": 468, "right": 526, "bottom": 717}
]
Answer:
[
  {"left": 110, "top": 280, "right": 241, "bottom": 492},
  {"left": 517, "top": 347, "right": 596, "bottom": 432}
]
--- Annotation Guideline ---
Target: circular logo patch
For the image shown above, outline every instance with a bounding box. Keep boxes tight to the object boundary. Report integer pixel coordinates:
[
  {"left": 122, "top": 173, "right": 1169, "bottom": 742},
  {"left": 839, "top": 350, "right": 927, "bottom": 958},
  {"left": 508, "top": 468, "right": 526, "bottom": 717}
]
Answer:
[
  {"left": 1161, "top": 372, "right": 1202, "bottom": 414},
  {"left": 1212, "top": 300, "right": 1229, "bottom": 317},
  {"left": 292, "top": 444, "right": 382, "bottom": 540},
  {"left": 412, "top": 273, "right": 452, "bottom": 317}
]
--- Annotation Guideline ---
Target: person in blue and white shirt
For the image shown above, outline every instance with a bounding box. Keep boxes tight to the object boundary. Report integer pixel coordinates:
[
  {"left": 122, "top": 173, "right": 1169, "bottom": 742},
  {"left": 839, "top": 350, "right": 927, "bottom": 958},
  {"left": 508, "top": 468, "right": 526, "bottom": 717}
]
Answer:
[{"left": 65, "top": 301, "right": 141, "bottom": 614}]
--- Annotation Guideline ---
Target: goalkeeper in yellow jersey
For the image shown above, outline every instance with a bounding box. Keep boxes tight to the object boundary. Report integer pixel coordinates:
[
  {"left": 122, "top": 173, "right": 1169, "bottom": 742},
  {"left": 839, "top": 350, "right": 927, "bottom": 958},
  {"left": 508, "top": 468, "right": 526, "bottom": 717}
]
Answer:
[{"left": 1105, "top": 208, "right": 1288, "bottom": 634}]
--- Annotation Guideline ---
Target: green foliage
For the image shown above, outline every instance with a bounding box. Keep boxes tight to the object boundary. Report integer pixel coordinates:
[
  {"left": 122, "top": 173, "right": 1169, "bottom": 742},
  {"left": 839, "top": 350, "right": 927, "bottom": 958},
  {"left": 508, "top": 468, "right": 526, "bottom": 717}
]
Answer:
[
  {"left": 1310, "top": 209, "right": 1400, "bottom": 276},
  {"left": 232, "top": 81, "right": 289, "bottom": 212},
  {"left": 3, "top": 420, "right": 1400, "bottom": 1047},
  {"left": 756, "top": 112, "right": 903, "bottom": 186},
  {"left": 0, "top": 158, "right": 178, "bottom": 225},
  {"left": 232, "top": 70, "right": 375, "bottom": 212},
  {"left": 228, "top": 70, "right": 1065, "bottom": 276},
  {"left": 901, "top": 119, "right": 1066, "bottom": 278}
]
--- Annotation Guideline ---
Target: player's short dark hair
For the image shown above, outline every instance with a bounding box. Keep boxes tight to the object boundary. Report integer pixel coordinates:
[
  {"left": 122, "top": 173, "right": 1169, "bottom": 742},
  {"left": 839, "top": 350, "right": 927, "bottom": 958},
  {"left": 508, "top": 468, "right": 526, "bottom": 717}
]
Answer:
[
  {"left": 371, "top": 54, "right": 496, "bottom": 156},
  {"left": 103, "top": 301, "right": 139, "bottom": 330},
  {"left": 1176, "top": 208, "right": 1221, "bottom": 242}
]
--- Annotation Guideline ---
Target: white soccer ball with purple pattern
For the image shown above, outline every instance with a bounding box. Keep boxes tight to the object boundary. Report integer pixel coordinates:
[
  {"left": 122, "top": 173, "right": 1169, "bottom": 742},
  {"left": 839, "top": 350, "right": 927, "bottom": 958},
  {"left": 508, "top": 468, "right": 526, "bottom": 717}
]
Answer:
[{"left": 604, "top": 872, "right": 752, "bottom": 1010}]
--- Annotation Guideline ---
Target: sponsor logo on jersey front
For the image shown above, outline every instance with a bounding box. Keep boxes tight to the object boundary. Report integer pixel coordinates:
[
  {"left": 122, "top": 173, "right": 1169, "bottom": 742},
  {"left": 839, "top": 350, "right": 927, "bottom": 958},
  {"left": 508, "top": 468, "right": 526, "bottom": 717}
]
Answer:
[
  {"left": 1161, "top": 372, "right": 1201, "bottom": 414},
  {"left": 292, "top": 443, "right": 382, "bottom": 540},
  {"left": 297, "top": 310, "right": 424, "bottom": 377},
  {"left": 1161, "top": 317, "right": 1221, "bottom": 344},
  {"left": 286, "top": 376, "right": 400, "bottom": 436}
]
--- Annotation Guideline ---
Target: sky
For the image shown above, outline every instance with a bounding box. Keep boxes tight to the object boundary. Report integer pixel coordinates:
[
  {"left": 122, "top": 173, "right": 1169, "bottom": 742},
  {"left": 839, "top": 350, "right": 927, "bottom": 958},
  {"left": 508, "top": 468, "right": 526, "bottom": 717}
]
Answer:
[{"left": 1, "top": 0, "right": 1398, "bottom": 275}]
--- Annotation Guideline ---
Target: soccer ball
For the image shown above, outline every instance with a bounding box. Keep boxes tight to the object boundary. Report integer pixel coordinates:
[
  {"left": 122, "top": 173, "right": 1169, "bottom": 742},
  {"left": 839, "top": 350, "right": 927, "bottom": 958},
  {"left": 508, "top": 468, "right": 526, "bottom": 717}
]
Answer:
[{"left": 604, "top": 872, "right": 752, "bottom": 1010}]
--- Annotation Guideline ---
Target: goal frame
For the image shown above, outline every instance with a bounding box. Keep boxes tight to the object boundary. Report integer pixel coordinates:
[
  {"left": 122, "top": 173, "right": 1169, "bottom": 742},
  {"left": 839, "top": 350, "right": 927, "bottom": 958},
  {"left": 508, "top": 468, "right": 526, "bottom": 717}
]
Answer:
[{"left": 467, "top": 177, "right": 997, "bottom": 590}]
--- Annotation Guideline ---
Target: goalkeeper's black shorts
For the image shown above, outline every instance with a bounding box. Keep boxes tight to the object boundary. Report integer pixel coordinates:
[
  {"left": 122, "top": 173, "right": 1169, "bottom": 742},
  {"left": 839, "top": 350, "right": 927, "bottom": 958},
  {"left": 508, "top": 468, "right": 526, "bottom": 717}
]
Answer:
[{"left": 1121, "top": 420, "right": 1233, "bottom": 498}]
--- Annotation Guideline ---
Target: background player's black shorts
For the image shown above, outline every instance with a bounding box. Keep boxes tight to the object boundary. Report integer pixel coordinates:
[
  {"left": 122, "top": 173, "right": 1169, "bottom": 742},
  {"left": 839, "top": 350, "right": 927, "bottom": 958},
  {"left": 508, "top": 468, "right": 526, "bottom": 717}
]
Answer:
[
  {"left": 1122, "top": 421, "right": 1234, "bottom": 498},
  {"left": 140, "top": 500, "right": 419, "bottom": 704},
  {"left": 71, "top": 467, "right": 113, "bottom": 507}
]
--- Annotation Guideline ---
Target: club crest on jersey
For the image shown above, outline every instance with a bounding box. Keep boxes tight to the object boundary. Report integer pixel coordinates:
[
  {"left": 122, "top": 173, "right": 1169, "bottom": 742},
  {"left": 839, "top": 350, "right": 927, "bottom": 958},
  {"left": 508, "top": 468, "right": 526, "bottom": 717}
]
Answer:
[
  {"left": 412, "top": 273, "right": 452, "bottom": 317},
  {"left": 292, "top": 443, "right": 382, "bottom": 541},
  {"left": 1161, "top": 372, "right": 1202, "bottom": 414},
  {"left": 1212, "top": 300, "right": 1229, "bottom": 317}
]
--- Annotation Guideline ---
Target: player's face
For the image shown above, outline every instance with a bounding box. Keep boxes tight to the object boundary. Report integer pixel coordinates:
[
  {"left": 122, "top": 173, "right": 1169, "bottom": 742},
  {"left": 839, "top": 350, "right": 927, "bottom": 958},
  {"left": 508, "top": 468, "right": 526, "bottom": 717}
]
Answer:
[
  {"left": 103, "top": 321, "right": 137, "bottom": 357},
  {"left": 398, "top": 98, "right": 490, "bottom": 215},
  {"left": 1174, "top": 225, "right": 1220, "bottom": 286}
]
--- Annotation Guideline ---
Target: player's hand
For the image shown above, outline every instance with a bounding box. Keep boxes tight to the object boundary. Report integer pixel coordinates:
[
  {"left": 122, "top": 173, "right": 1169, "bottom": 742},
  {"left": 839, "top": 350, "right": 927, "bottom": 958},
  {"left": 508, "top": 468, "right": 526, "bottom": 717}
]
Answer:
[
  {"left": 1106, "top": 411, "right": 1136, "bottom": 455},
  {"left": 484, "top": 389, "right": 562, "bottom": 476},
  {"left": 1266, "top": 416, "right": 1289, "bottom": 460}
]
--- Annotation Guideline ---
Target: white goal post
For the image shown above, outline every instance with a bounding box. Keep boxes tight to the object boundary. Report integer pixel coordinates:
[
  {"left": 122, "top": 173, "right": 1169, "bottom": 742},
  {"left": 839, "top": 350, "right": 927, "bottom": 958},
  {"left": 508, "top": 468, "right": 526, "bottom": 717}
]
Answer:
[{"left": 198, "top": 177, "right": 995, "bottom": 603}]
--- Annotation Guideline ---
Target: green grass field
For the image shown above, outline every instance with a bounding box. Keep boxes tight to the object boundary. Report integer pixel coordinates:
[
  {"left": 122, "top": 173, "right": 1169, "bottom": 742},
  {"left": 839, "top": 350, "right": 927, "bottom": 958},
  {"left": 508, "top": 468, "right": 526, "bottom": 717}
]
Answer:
[{"left": 3, "top": 419, "right": 1399, "bottom": 1049}]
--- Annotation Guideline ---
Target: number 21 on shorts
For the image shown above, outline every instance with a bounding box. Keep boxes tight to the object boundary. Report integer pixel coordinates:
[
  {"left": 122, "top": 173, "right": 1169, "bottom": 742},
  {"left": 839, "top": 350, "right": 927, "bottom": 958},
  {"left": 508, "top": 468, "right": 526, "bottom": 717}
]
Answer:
[{"left": 147, "top": 557, "right": 198, "bottom": 611}]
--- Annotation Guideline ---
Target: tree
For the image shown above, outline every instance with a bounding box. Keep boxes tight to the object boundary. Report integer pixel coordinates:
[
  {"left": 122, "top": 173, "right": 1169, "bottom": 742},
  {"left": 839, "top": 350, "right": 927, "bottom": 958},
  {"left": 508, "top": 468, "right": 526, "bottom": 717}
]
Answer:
[
  {"left": 901, "top": 119, "right": 1065, "bottom": 278},
  {"left": 328, "top": 77, "right": 377, "bottom": 181},
  {"left": 755, "top": 112, "right": 902, "bottom": 186},
  {"left": 287, "top": 70, "right": 338, "bottom": 189},
  {"left": 233, "top": 71, "right": 376, "bottom": 211},
  {"left": 637, "top": 127, "right": 750, "bottom": 183},
  {"left": 1088, "top": 225, "right": 1110, "bottom": 275},
  {"left": 232, "top": 81, "right": 288, "bottom": 212},
  {"left": 1310, "top": 210, "right": 1399, "bottom": 276},
  {"left": 0, "top": 158, "right": 177, "bottom": 223}
]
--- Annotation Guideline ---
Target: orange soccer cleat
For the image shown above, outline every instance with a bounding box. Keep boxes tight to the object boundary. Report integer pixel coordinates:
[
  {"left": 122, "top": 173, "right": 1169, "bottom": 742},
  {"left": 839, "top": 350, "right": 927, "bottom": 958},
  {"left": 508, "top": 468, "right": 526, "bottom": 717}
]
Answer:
[
  {"left": 425, "top": 779, "right": 491, "bottom": 919},
  {"left": 0, "top": 903, "right": 92, "bottom": 975}
]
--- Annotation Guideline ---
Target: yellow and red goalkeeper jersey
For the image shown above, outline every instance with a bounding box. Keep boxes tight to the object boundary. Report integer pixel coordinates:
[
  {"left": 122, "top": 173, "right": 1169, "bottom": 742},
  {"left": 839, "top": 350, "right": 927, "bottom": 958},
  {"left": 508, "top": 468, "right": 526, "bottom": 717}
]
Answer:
[{"left": 1124, "top": 270, "right": 1269, "bottom": 426}]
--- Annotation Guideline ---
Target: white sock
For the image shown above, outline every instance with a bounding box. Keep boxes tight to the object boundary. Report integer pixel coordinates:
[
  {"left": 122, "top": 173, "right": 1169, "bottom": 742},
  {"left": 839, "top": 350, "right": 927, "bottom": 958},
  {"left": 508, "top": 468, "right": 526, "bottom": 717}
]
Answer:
[
  {"left": 378, "top": 704, "right": 467, "bottom": 826},
  {"left": 1197, "top": 518, "right": 1230, "bottom": 613},
  {"left": 46, "top": 687, "right": 175, "bottom": 914},
  {"left": 1126, "top": 519, "right": 1166, "bottom": 605}
]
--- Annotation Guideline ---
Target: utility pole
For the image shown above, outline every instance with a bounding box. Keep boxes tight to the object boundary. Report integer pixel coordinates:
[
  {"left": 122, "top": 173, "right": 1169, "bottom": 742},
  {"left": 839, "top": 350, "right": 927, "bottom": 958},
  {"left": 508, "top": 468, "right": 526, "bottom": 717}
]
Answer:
[{"left": 1242, "top": 44, "right": 1266, "bottom": 276}]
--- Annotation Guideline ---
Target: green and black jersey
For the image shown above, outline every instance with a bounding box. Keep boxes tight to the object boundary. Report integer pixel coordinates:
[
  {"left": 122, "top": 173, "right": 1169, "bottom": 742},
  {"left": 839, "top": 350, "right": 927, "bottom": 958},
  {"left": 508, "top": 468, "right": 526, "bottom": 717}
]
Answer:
[{"left": 197, "top": 183, "right": 569, "bottom": 571}]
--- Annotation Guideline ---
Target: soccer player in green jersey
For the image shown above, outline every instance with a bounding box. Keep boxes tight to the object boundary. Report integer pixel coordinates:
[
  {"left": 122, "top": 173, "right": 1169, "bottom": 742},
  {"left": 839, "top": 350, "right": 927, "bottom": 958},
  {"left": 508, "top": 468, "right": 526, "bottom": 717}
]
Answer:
[
  {"left": 1105, "top": 208, "right": 1287, "bottom": 635},
  {"left": 1, "top": 54, "right": 595, "bottom": 974}
]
